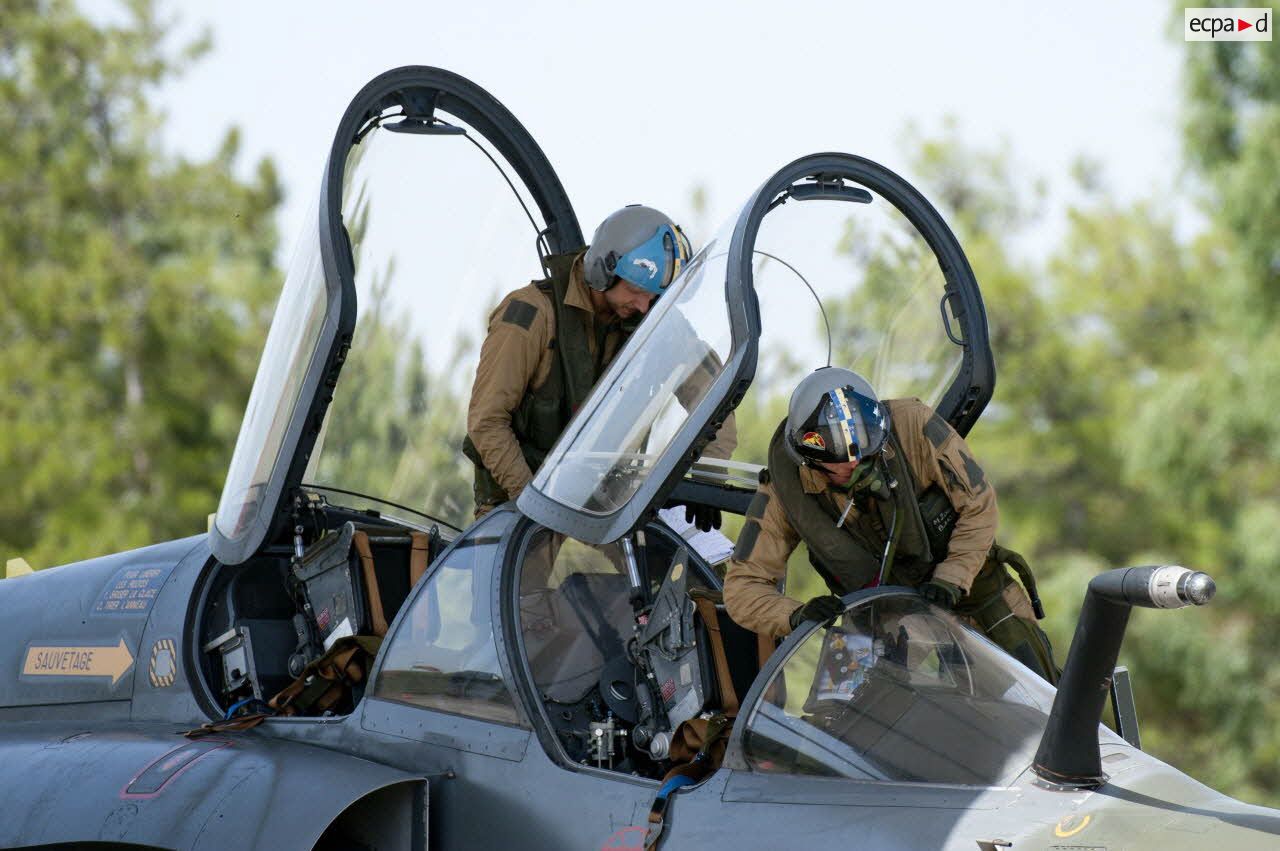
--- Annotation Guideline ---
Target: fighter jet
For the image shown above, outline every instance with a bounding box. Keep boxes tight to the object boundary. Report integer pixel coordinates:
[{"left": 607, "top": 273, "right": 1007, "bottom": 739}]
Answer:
[{"left": 2, "top": 66, "right": 1277, "bottom": 850}]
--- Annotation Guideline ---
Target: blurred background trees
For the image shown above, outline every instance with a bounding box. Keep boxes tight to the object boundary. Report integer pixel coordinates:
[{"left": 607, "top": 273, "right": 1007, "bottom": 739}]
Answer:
[
  {"left": 0, "top": 0, "right": 282, "bottom": 567},
  {"left": 2, "top": 0, "right": 1277, "bottom": 806}
]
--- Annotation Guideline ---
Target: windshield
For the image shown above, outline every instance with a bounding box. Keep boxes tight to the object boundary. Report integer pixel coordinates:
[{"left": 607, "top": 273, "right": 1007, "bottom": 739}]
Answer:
[
  {"left": 526, "top": 213, "right": 740, "bottom": 516},
  {"left": 741, "top": 594, "right": 1121, "bottom": 786},
  {"left": 214, "top": 203, "right": 328, "bottom": 545},
  {"left": 300, "top": 116, "right": 552, "bottom": 531}
]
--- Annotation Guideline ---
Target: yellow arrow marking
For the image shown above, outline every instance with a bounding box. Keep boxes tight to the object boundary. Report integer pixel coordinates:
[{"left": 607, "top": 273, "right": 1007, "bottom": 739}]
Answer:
[{"left": 23, "top": 638, "right": 135, "bottom": 686}]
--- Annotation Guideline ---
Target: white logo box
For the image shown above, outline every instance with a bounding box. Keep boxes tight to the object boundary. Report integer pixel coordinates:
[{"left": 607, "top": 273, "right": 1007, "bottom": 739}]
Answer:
[{"left": 1185, "top": 7, "right": 1272, "bottom": 40}]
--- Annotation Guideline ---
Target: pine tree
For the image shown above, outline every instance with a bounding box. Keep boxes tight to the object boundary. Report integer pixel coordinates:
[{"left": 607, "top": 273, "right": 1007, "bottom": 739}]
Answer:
[{"left": 0, "top": 0, "right": 283, "bottom": 567}]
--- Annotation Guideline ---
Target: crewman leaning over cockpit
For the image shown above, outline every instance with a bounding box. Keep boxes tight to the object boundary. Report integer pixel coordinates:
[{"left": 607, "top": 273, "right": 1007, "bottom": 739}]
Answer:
[
  {"left": 723, "top": 367, "right": 1058, "bottom": 683},
  {"left": 463, "top": 204, "right": 736, "bottom": 524}
]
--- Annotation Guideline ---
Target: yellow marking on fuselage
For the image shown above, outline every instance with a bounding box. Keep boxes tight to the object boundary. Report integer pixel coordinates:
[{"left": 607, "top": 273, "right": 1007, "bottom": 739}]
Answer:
[
  {"left": 22, "top": 638, "right": 135, "bottom": 686},
  {"left": 1054, "top": 813, "right": 1092, "bottom": 838},
  {"left": 5, "top": 558, "right": 32, "bottom": 578}
]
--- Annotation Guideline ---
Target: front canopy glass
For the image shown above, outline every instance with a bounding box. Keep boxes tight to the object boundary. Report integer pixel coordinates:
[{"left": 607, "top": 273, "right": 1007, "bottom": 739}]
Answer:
[{"left": 741, "top": 594, "right": 1123, "bottom": 786}]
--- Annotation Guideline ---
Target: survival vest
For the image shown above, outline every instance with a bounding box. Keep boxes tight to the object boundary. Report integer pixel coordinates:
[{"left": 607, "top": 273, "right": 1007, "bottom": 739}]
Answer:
[
  {"left": 464, "top": 249, "right": 625, "bottom": 506},
  {"left": 765, "top": 410, "right": 959, "bottom": 593}
]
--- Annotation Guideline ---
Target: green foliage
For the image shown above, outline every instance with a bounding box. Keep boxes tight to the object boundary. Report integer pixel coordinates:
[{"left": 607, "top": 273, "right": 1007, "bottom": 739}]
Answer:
[
  {"left": 0, "top": 0, "right": 281, "bottom": 567},
  {"left": 306, "top": 271, "right": 476, "bottom": 531},
  {"left": 905, "top": 99, "right": 1280, "bottom": 801}
]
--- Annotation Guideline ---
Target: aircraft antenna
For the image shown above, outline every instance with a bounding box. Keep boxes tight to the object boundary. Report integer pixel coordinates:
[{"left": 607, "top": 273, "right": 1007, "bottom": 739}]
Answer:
[{"left": 753, "top": 250, "right": 832, "bottom": 367}]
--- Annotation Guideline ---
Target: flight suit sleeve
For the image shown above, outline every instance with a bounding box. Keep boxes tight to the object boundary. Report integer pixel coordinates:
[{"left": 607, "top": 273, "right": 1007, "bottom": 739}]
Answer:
[
  {"left": 723, "top": 481, "right": 805, "bottom": 639},
  {"left": 674, "top": 346, "right": 738, "bottom": 460},
  {"left": 896, "top": 400, "right": 998, "bottom": 594},
  {"left": 700, "top": 411, "right": 738, "bottom": 461},
  {"left": 466, "top": 292, "right": 551, "bottom": 499}
]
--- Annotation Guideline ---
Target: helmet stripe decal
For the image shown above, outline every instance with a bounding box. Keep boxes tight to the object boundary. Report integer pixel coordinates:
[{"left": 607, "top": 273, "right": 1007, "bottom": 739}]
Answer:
[{"left": 827, "top": 389, "right": 858, "bottom": 461}]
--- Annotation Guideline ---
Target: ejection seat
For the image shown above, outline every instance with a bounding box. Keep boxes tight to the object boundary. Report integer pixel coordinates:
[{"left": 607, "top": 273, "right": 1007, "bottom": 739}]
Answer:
[{"left": 263, "top": 522, "right": 445, "bottom": 717}]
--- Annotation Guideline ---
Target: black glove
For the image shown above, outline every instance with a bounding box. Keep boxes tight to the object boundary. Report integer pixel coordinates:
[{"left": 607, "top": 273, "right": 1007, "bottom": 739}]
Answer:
[
  {"left": 789, "top": 595, "right": 844, "bottom": 630},
  {"left": 685, "top": 503, "right": 722, "bottom": 533},
  {"left": 920, "top": 579, "right": 961, "bottom": 609}
]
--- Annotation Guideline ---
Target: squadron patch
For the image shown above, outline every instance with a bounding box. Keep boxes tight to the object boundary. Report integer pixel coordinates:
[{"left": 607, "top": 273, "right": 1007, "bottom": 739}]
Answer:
[
  {"left": 961, "top": 451, "right": 988, "bottom": 492},
  {"left": 801, "top": 432, "right": 826, "bottom": 450},
  {"left": 924, "top": 412, "right": 952, "bottom": 449},
  {"left": 501, "top": 299, "right": 538, "bottom": 330}
]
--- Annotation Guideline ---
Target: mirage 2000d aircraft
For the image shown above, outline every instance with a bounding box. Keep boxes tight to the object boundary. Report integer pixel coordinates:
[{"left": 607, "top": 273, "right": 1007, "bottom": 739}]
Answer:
[{"left": 2, "top": 66, "right": 1279, "bottom": 850}]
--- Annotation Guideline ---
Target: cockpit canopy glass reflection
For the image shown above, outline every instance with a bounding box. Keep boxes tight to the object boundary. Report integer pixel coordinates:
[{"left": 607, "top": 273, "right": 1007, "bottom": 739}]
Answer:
[
  {"left": 740, "top": 187, "right": 966, "bottom": 440},
  {"left": 216, "top": 101, "right": 557, "bottom": 545},
  {"left": 214, "top": 204, "right": 327, "bottom": 545},
  {"left": 742, "top": 594, "right": 1119, "bottom": 787},
  {"left": 303, "top": 117, "right": 550, "bottom": 531},
  {"left": 527, "top": 213, "right": 740, "bottom": 516}
]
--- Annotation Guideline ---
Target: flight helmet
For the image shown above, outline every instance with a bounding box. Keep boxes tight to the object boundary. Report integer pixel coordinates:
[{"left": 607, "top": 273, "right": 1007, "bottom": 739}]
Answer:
[
  {"left": 583, "top": 205, "right": 692, "bottom": 294},
  {"left": 784, "top": 367, "right": 891, "bottom": 466}
]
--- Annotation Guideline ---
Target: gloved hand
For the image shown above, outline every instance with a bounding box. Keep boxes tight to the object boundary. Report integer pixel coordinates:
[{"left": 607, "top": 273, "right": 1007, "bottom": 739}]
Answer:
[
  {"left": 685, "top": 503, "right": 722, "bottom": 533},
  {"left": 788, "top": 595, "right": 845, "bottom": 630},
  {"left": 920, "top": 579, "right": 962, "bottom": 609}
]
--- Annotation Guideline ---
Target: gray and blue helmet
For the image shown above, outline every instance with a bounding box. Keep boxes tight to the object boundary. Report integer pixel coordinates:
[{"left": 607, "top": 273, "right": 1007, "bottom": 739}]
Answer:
[
  {"left": 583, "top": 205, "right": 692, "bottom": 294},
  {"left": 785, "top": 367, "right": 890, "bottom": 466}
]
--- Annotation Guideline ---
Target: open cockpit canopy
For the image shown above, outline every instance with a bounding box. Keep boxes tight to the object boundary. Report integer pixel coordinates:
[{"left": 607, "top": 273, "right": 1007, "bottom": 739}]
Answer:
[
  {"left": 519, "top": 154, "right": 994, "bottom": 544},
  {"left": 212, "top": 67, "right": 581, "bottom": 565}
]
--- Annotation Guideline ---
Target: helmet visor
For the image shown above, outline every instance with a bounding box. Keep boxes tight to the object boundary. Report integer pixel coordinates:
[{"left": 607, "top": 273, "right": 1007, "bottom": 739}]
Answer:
[
  {"left": 614, "top": 224, "right": 690, "bottom": 295},
  {"left": 798, "top": 386, "right": 889, "bottom": 464}
]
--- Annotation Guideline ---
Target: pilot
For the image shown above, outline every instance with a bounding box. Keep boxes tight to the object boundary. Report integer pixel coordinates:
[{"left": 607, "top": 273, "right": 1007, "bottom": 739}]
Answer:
[
  {"left": 464, "top": 204, "right": 736, "bottom": 520},
  {"left": 723, "top": 367, "right": 1058, "bottom": 683}
]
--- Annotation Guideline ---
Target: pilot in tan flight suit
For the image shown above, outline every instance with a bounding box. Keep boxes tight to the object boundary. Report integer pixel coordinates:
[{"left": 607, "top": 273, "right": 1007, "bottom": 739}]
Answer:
[
  {"left": 723, "top": 367, "right": 1057, "bottom": 682},
  {"left": 464, "top": 204, "right": 736, "bottom": 524}
]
